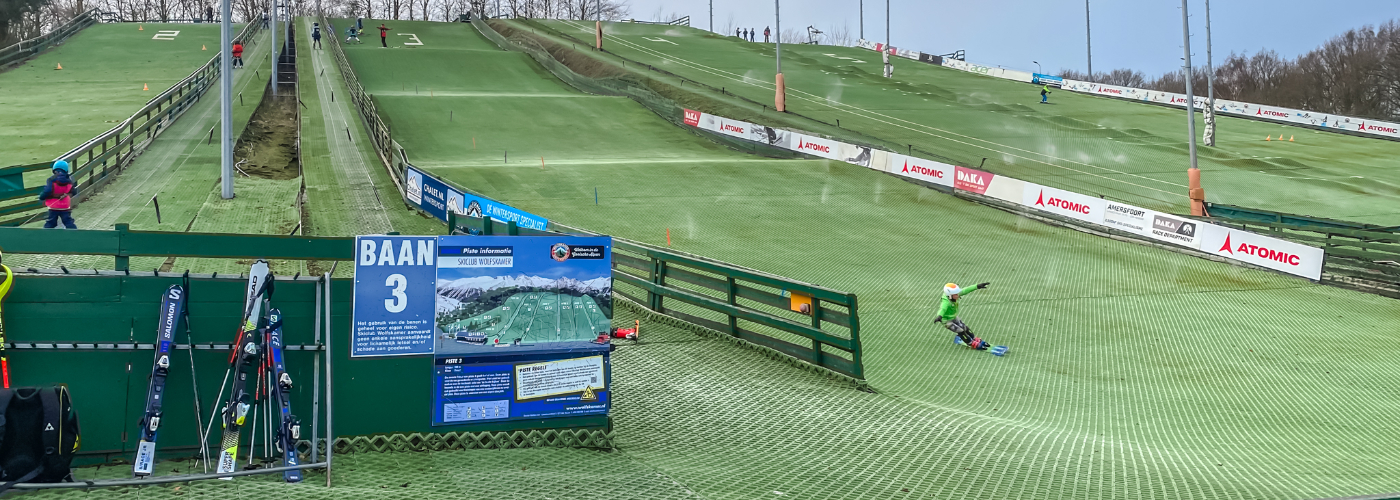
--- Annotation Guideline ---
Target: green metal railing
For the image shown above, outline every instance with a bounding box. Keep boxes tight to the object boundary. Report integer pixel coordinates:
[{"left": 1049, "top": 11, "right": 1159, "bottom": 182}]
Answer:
[
  {"left": 0, "top": 19, "right": 264, "bottom": 226},
  {"left": 0, "top": 9, "right": 100, "bottom": 69},
  {"left": 446, "top": 212, "right": 865, "bottom": 379},
  {"left": 0, "top": 223, "right": 352, "bottom": 270}
]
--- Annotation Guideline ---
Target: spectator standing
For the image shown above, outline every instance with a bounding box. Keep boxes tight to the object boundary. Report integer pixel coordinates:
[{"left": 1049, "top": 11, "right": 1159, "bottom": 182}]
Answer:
[
  {"left": 312, "top": 22, "right": 322, "bottom": 49},
  {"left": 764, "top": 26, "right": 770, "bottom": 43}
]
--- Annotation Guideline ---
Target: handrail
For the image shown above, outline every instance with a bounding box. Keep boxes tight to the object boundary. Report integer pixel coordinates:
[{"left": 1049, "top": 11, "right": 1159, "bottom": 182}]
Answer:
[
  {"left": 0, "top": 224, "right": 353, "bottom": 271},
  {"left": 0, "top": 19, "right": 265, "bottom": 226},
  {"left": 447, "top": 212, "right": 865, "bottom": 379},
  {"left": 0, "top": 9, "right": 101, "bottom": 68}
]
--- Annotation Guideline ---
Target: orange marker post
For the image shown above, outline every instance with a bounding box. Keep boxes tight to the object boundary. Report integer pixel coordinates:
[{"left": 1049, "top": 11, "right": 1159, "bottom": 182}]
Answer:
[
  {"left": 666, "top": 228, "right": 671, "bottom": 246},
  {"left": 472, "top": 137, "right": 476, "bottom": 149},
  {"left": 540, "top": 157, "right": 545, "bottom": 170}
]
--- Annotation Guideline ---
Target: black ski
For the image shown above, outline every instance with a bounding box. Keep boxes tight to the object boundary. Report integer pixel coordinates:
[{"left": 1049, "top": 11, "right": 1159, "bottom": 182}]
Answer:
[
  {"left": 266, "top": 309, "right": 302, "bottom": 482},
  {"left": 215, "top": 261, "right": 273, "bottom": 477},
  {"left": 133, "top": 284, "right": 186, "bottom": 477}
]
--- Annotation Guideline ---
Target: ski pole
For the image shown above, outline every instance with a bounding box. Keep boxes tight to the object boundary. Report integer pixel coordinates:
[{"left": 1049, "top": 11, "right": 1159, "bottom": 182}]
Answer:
[{"left": 182, "top": 274, "right": 210, "bottom": 473}]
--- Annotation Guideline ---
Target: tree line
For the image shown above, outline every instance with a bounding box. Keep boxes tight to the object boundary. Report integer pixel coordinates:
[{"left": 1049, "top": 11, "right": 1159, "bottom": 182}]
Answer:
[
  {"left": 2, "top": 0, "right": 630, "bottom": 49},
  {"left": 1061, "top": 19, "right": 1400, "bottom": 121}
]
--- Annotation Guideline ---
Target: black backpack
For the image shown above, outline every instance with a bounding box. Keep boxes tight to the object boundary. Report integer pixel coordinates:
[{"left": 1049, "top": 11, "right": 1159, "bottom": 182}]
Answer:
[{"left": 0, "top": 386, "right": 80, "bottom": 488}]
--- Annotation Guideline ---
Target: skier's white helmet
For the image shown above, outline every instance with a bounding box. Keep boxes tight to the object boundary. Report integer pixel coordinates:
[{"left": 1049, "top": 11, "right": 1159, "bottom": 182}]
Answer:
[{"left": 944, "top": 283, "right": 961, "bottom": 297}]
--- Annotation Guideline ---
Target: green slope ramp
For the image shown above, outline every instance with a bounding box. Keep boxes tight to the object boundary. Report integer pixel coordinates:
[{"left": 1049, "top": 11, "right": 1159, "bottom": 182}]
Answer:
[
  {"left": 0, "top": 23, "right": 230, "bottom": 169},
  {"left": 535, "top": 19, "right": 1400, "bottom": 225},
  {"left": 340, "top": 18, "right": 1400, "bottom": 500}
]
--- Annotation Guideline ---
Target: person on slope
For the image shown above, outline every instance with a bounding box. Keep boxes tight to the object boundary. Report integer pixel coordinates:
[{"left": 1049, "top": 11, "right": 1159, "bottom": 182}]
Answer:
[
  {"left": 345, "top": 26, "right": 361, "bottom": 43},
  {"left": 934, "top": 282, "right": 1005, "bottom": 355},
  {"left": 764, "top": 26, "right": 771, "bottom": 43},
  {"left": 231, "top": 40, "right": 244, "bottom": 68},
  {"left": 1040, "top": 85, "right": 1051, "bottom": 104},
  {"left": 38, "top": 160, "right": 78, "bottom": 229},
  {"left": 378, "top": 23, "right": 392, "bottom": 48},
  {"left": 312, "top": 22, "right": 322, "bottom": 49}
]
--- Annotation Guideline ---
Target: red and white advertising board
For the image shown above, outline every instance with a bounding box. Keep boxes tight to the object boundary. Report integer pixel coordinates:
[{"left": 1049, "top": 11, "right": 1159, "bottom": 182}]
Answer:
[
  {"left": 788, "top": 133, "right": 843, "bottom": 160},
  {"left": 1019, "top": 182, "right": 1106, "bottom": 225},
  {"left": 1197, "top": 224, "right": 1324, "bottom": 280},
  {"left": 953, "top": 166, "right": 994, "bottom": 194},
  {"left": 886, "top": 153, "right": 953, "bottom": 187},
  {"left": 683, "top": 108, "right": 701, "bottom": 127}
]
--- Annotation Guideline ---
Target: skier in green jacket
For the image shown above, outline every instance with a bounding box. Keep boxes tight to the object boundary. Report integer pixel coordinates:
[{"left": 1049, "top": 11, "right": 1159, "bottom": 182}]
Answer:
[{"left": 935, "top": 282, "right": 1006, "bottom": 355}]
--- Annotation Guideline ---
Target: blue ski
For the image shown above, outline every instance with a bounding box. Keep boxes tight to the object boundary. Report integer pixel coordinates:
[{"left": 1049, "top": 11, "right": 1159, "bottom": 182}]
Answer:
[
  {"left": 133, "top": 285, "right": 186, "bottom": 477},
  {"left": 266, "top": 309, "right": 302, "bottom": 482}
]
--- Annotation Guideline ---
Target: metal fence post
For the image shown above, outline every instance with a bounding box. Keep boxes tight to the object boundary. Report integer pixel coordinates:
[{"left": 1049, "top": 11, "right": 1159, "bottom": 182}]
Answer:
[
  {"left": 846, "top": 294, "right": 862, "bottom": 379},
  {"left": 114, "top": 223, "right": 130, "bottom": 271},
  {"left": 726, "top": 277, "right": 738, "bottom": 335},
  {"left": 810, "top": 299, "right": 823, "bottom": 367}
]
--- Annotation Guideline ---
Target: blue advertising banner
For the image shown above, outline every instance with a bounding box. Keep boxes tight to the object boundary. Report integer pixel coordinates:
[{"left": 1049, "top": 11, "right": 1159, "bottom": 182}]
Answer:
[
  {"left": 432, "top": 348, "right": 611, "bottom": 426},
  {"left": 434, "top": 235, "right": 613, "bottom": 355},
  {"left": 404, "top": 167, "right": 549, "bottom": 231},
  {"left": 1033, "top": 73, "right": 1064, "bottom": 88},
  {"left": 351, "top": 236, "right": 439, "bottom": 357}
]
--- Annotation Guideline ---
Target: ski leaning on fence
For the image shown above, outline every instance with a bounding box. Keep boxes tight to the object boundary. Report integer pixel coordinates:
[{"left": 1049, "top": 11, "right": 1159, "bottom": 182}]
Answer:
[
  {"left": 266, "top": 309, "right": 302, "bottom": 482},
  {"left": 132, "top": 285, "right": 187, "bottom": 476},
  {"left": 212, "top": 261, "right": 273, "bottom": 478}
]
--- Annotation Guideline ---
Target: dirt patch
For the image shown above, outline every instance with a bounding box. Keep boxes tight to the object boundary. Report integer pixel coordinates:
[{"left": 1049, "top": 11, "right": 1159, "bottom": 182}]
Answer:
[{"left": 235, "top": 83, "right": 300, "bottom": 180}]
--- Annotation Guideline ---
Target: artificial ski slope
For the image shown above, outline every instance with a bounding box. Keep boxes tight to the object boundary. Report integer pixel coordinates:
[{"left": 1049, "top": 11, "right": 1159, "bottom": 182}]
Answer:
[
  {"left": 539, "top": 19, "right": 1400, "bottom": 226},
  {"left": 0, "top": 22, "right": 229, "bottom": 169},
  {"left": 337, "top": 19, "right": 1400, "bottom": 500}
]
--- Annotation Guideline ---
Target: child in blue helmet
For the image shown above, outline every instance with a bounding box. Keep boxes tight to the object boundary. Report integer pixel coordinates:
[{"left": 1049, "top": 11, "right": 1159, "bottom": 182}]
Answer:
[{"left": 38, "top": 160, "right": 78, "bottom": 229}]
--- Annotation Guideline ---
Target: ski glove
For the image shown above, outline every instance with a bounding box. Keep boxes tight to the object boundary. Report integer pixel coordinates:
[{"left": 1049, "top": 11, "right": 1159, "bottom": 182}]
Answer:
[{"left": 976, "top": 282, "right": 990, "bottom": 289}]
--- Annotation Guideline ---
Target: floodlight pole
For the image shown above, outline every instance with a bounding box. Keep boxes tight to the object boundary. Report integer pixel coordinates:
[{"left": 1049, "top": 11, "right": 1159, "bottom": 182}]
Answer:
[
  {"left": 859, "top": 0, "right": 863, "bottom": 40},
  {"left": 220, "top": 0, "right": 233, "bottom": 199},
  {"left": 271, "top": 0, "right": 278, "bottom": 96},
  {"left": 709, "top": 0, "right": 712, "bottom": 32},
  {"left": 1204, "top": 0, "right": 1216, "bottom": 146},
  {"left": 884, "top": 0, "right": 891, "bottom": 78},
  {"left": 1181, "top": 0, "right": 1205, "bottom": 216},
  {"left": 774, "top": 0, "right": 785, "bottom": 111},
  {"left": 1085, "top": 0, "right": 1092, "bottom": 78}
]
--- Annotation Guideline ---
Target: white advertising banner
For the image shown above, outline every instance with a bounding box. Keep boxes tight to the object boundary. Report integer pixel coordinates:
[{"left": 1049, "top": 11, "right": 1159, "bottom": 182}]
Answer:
[
  {"left": 1197, "top": 224, "right": 1324, "bottom": 280},
  {"left": 1103, "top": 201, "right": 1203, "bottom": 249},
  {"left": 1000, "top": 68, "right": 1034, "bottom": 84},
  {"left": 836, "top": 142, "right": 874, "bottom": 168},
  {"left": 789, "top": 133, "right": 843, "bottom": 160},
  {"left": 1020, "top": 182, "right": 1107, "bottom": 225},
  {"left": 983, "top": 175, "right": 1024, "bottom": 204},
  {"left": 886, "top": 153, "right": 954, "bottom": 187}
]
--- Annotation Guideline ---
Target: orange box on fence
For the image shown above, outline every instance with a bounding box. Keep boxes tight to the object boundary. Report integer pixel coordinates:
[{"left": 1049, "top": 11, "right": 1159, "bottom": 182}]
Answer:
[{"left": 788, "top": 291, "right": 813, "bottom": 315}]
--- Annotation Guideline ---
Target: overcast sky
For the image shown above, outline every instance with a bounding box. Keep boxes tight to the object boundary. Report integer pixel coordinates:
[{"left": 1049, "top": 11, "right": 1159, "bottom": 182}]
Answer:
[{"left": 623, "top": 0, "right": 1400, "bottom": 77}]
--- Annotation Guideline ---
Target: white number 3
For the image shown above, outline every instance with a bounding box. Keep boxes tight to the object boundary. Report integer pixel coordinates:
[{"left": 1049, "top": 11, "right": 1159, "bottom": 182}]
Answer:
[{"left": 384, "top": 274, "right": 408, "bottom": 313}]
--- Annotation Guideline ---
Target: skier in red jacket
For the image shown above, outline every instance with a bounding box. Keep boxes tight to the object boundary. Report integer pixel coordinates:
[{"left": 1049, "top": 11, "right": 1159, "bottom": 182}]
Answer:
[{"left": 378, "top": 23, "right": 391, "bottom": 48}]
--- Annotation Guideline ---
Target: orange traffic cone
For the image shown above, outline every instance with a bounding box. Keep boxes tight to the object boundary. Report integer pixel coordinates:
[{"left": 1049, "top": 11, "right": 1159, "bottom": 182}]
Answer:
[
  {"left": 55, "top": 63, "right": 62, "bottom": 70},
  {"left": 1265, "top": 135, "right": 1272, "bottom": 141},
  {"left": 143, "top": 83, "right": 149, "bottom": 91},
  {"left": 202, "top": 44, "right": 207, "bottom": 50},
  {"left": 1289, "top": 135, "right": 1295, "bottom": 142},
  {"left": 139, "top": 25, "right": 144, "bottom": 31}
]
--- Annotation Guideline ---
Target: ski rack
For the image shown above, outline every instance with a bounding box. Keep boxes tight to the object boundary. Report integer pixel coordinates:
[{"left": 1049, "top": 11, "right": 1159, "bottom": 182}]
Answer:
[{"left": 6, "top": 270, "right": 338, "bottom": 489}]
